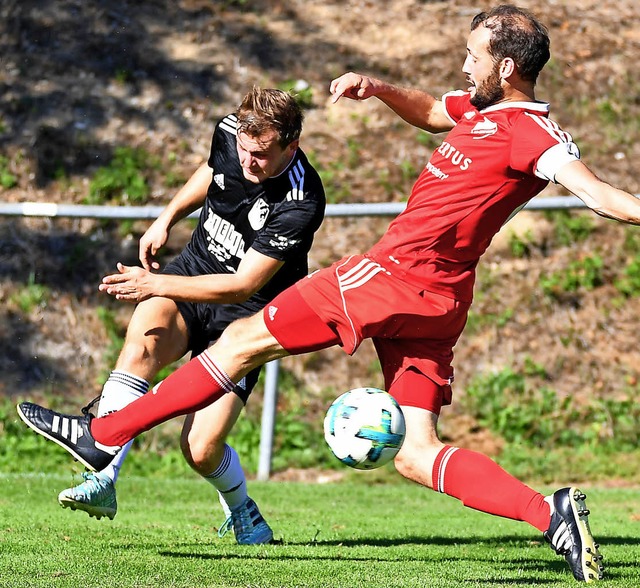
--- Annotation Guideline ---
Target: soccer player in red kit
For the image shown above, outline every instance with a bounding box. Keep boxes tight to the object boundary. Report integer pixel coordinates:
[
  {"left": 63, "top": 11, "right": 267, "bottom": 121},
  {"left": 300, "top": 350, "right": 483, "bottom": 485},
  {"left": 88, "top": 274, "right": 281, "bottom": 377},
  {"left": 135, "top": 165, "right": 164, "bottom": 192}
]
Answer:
[{"left": 19, "top": 5, "right": 640, "bottom": 582}]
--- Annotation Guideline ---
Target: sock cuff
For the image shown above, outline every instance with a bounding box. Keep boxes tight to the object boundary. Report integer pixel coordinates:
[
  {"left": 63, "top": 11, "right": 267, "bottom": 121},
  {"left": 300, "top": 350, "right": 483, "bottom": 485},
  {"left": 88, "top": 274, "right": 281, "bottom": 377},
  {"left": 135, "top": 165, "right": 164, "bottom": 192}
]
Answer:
[
  {"left": 207, "top": 444, "right": 233, "bottom": 479},
  {"left": 432, "top": 445, "right": 459, "bottom": 493},
  {"left": 107, "top": 370, "right": 149, "bottom": 396},
  {"left": 197, "top": 351, "right": 236, "bottom": 393},
  {"left": 98, "top": 371, "right": 149, "bottom": 417}
]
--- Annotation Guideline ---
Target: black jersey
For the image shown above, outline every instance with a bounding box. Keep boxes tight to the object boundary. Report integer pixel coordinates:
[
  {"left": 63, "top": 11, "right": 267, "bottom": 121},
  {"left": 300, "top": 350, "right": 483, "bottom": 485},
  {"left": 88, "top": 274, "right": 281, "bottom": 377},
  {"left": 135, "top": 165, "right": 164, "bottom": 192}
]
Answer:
[{"left": 184, "top": 113, "right": 326, "bottom": 314}]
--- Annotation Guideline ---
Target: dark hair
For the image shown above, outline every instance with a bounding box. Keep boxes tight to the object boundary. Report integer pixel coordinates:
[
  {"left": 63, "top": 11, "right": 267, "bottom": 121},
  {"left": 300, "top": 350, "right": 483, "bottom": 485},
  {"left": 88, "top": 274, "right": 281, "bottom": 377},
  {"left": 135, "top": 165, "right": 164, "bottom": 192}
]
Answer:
[
  {"left": 471, "top": 4, "right": 550, "bottom": 84},
  {"left": 236, "top": 87, "right": 304, "bottom": 148}
]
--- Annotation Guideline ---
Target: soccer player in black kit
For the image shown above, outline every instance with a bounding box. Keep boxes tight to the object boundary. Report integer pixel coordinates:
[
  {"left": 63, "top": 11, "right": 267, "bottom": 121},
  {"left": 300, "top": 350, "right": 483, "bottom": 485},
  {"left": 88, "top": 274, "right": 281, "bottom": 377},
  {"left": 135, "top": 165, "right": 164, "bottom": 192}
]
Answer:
[{"left": 55, "top": 87, "right": 326, "bottom": 544}]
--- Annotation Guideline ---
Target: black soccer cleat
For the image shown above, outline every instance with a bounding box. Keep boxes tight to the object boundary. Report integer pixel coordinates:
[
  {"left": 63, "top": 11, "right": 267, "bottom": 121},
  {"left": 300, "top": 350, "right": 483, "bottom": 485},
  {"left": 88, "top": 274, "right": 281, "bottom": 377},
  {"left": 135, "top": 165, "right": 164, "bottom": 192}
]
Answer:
[
  {"left": 544, "top": 487, "right": 604, "bottom": 582},
  {"left": 16, "top": 402, "right": 121, "bottom": 472}
]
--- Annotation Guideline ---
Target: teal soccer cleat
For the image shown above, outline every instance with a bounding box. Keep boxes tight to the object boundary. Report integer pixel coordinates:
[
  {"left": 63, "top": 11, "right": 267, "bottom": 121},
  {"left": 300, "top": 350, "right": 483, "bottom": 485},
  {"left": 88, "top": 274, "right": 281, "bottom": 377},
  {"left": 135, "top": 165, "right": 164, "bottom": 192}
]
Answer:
[
  {"left": 58, "top": 471, "right": 117, "bottom": 520},
  {"left": 218, "top": 497, "right": 273, "bottom": 545}
]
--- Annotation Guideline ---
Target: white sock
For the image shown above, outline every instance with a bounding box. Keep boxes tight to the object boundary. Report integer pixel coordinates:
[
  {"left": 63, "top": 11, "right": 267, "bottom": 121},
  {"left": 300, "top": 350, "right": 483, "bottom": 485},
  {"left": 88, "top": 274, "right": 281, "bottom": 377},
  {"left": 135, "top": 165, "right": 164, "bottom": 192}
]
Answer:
[
  {"left": 96, "top": 370, "right": 148, "bottom": 483},
  {"left": 204, "top": 444, "right": 248, "bottom": 515},
  {"left": 97, "top": 370, "right": 148, "bottom": 416},
  {"left": 101, "top": 440, "right": 133, "bottom": 483}
]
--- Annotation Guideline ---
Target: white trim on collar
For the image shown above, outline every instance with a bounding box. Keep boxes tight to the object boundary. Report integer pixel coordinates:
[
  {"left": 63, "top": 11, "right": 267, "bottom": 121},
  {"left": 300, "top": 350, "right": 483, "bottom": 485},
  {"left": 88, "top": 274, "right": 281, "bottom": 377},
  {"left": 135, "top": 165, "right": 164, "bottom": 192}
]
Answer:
[{"left": 480, "top": 100, "right": 550, "bottom": 114}]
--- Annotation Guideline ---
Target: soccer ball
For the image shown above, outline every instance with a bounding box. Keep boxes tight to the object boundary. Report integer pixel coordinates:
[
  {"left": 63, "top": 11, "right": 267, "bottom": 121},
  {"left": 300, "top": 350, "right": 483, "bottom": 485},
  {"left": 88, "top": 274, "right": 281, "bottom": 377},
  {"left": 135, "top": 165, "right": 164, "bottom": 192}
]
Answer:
[{"left": 323, "top": 387, "right": 406, "bottom": 470}]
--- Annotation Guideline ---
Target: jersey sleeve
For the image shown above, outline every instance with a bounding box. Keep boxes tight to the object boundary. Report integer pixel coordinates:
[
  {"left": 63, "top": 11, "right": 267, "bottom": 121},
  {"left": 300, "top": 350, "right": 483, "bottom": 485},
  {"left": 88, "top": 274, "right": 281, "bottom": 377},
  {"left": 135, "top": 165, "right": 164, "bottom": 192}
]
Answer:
[
  {"left": 510, "top": 113, "right": 580, "bottom": 183},
  {"left": 207, "top": 114, "right": 238, "bottom": 170},
  {"left": 441, "top": 90, "right": 474, "bottom": 125}
]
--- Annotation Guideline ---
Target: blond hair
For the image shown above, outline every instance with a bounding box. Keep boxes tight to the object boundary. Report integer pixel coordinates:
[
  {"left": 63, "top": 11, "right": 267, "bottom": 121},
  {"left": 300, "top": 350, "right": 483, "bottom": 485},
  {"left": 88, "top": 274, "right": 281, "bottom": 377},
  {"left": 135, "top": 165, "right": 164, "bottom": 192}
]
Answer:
[{"left": 236, "top": 87, "right": 304, "bottom": 148}]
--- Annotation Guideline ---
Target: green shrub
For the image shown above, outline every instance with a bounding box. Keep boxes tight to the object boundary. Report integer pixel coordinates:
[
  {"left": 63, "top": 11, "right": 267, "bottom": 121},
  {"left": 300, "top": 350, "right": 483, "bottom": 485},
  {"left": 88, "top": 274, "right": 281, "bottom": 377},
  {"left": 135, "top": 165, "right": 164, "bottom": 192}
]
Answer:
[
  {"left": 615, "top": 254, "right": 640, "bottom": 297},
  {"left": 95, "top": 306, "right": 126, "bottom": 383},
  {"left": 10, "top": 272, "right": 50, "bottom": 314},
  {"left": 540, "top": 254, "right": 603, "bottom": 298},
  {"left": 306, "top": 150, "right": 351, "bottom": 203},
  {"left": 0, "top": 154, "right": 17, "bottom": 189},
  {"left": 226, "top": 406, "right": 330, "bottom": 473},
  {"left": 463, "top": 363, "right": 640, "bottom": 452},
  {"left": 86, "top": 146, "right": 156, "bottom": 205},
  {"left": 277, "top": 79, "right": 314, "bottom": 109},
  {"left": 507, "top": 229, "right": 535, "bottom": 258},
  {"left": 545, "top": 210, "right": 595, "bottom": 246}
]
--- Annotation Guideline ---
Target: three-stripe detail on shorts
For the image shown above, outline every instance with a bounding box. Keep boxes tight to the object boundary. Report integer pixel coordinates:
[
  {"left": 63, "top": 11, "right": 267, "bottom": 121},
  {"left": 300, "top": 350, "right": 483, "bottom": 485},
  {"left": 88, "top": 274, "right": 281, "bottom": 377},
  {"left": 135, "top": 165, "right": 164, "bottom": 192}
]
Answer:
[{"left": 336, "top": 257, "right": 386, "bottom": 293}]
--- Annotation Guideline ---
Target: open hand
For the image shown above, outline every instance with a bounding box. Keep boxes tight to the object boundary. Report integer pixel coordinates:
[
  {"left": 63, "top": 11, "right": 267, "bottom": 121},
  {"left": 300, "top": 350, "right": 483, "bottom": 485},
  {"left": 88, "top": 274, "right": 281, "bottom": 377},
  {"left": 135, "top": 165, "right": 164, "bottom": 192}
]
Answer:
[{"left": 99, "top": 262, "right": 159, "bottom": 303}]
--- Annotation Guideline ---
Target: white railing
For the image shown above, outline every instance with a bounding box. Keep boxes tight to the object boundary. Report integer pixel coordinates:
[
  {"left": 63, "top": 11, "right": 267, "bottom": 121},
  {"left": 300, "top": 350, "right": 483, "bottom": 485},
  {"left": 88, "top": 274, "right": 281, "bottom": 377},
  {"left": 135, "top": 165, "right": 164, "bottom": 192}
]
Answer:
[
  {"left": 0, "top": 195, "right": 595, "bottom": 478},
  {"left": 0, "top": 195, "right": 590, "bottom": 220}
]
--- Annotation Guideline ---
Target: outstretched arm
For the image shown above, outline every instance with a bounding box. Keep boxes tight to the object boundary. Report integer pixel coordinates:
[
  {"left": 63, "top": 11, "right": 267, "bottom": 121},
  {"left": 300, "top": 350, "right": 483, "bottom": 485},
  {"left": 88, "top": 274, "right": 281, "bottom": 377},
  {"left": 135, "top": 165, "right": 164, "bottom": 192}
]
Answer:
[
  {"left": 329, "top": 72, "right": 454, "bottom": 134},
  {"left": 99, "top": 248, "right": 284, "bottom": 304},
  {"left": 555, "top": 160, "right": 640, "bottom": 224}
]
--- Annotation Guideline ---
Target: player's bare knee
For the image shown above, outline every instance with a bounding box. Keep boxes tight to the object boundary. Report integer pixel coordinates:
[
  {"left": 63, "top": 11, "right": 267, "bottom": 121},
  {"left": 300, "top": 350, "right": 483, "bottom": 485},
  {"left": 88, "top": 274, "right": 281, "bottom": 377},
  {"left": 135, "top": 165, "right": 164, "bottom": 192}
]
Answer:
[
  {"left": 115, "top": 340, "right": 156, "bottom": 372},
  {"left": 181, "top": 432, "right": 223, "bottom": 474}
]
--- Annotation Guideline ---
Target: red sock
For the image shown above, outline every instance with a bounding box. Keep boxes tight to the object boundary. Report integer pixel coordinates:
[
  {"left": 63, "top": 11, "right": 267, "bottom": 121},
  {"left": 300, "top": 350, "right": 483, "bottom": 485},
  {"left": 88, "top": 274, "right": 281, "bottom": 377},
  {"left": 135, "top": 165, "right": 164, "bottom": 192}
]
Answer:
[
  {"left": 432, "top": 446, "right": 551, "bottom": 532},
  {"left": 91, "top": 350, "right": 235, "bottom": 446}
]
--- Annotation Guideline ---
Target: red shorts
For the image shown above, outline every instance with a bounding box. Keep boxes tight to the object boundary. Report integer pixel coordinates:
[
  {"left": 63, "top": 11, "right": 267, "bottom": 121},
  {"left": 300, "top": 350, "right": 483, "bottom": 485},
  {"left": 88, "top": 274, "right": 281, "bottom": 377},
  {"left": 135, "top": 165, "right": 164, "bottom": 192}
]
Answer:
[{"left": 264, "top": 255, "right": 470, "bottom": 414}]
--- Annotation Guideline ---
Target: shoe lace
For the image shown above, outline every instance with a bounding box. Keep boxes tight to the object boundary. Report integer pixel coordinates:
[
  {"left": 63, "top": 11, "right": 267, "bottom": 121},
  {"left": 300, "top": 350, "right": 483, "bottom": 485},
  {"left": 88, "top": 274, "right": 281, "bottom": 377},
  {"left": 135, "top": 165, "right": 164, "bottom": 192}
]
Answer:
[
  {"left": 81, "top": 395, "right": 101, "bottom": 417},
  {"left": 78, "top": 472, "right": 103, "bottom": 495},
  {"left": 218, "top": 503, "right": 254, "bottom": 538},
  {"left": 218, "top": 516, "right": 233, "bottom": 538}
]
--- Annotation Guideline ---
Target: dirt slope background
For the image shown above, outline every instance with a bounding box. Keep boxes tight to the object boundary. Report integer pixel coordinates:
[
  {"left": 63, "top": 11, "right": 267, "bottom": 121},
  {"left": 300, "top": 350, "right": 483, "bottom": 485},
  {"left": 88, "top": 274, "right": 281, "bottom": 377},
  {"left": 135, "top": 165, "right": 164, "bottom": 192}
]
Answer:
[{"left": 1, "top": 0, "right": 639, "bottom": 454}]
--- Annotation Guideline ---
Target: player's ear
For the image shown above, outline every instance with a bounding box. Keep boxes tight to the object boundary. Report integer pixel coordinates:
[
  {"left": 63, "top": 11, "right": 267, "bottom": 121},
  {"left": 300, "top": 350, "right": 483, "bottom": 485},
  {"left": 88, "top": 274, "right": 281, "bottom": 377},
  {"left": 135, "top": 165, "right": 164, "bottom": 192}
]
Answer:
[
  {"left": 285, "top": 139, "right": 299, "bottom": 153},
  {"left": 500, "top": 57, "right": 516, "bottom": 79}
]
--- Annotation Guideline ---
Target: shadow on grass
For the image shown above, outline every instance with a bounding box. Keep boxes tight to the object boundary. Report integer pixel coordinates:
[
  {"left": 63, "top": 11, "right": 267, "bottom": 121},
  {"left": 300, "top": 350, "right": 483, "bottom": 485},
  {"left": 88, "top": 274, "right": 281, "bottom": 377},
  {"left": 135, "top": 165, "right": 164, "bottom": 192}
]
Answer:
[
  {"left": 158, "top": 532, "right": 636, "bottom": 582},
  {"left": 158, "top": 539, "right": 562, "bottom": 586}
]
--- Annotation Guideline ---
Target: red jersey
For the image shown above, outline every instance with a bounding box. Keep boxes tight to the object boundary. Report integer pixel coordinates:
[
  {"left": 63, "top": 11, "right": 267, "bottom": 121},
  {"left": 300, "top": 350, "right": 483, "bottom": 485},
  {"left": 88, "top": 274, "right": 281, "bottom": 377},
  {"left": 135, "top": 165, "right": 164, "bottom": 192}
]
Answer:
[{"left": 368, "top": 91, "right": 579, "bottom": 302}]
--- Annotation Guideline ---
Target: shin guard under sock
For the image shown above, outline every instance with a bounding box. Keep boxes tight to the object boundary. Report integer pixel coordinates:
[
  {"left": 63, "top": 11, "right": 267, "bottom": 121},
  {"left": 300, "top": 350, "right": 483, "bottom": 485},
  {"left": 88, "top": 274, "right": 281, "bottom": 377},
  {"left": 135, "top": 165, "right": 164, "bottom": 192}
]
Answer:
[
  {"left": 91, "top": 350, "right": 235, "bottom": 446},
  {"left": 432, "top": 445, "right": 551, "bottom": 532}
]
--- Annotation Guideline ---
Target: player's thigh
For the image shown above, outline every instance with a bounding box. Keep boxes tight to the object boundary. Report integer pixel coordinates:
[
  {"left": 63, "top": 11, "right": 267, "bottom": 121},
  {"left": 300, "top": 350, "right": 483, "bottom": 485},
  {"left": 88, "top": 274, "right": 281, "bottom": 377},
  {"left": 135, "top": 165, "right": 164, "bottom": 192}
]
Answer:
[
  {"left": 215, "top": 311, "right": 290, "bottom": 374},
  {"left": 120, "top": 296, "right": 189, "bottom": 366}
]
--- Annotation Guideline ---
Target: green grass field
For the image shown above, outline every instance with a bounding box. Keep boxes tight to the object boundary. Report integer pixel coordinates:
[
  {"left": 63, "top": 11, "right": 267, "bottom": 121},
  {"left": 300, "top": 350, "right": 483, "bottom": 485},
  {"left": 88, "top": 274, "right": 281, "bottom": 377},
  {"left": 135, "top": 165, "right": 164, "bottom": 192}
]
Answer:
[{"left": 1, "top": 473, "right": 638, "bottom": 588}]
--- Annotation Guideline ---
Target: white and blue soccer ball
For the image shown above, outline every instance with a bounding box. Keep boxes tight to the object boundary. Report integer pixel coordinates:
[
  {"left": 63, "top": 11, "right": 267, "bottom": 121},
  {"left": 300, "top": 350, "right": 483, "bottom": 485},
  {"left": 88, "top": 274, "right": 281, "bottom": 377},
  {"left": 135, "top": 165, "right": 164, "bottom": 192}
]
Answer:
[{"left": 323, "top": 387, "right": 406, "bottom": 470}]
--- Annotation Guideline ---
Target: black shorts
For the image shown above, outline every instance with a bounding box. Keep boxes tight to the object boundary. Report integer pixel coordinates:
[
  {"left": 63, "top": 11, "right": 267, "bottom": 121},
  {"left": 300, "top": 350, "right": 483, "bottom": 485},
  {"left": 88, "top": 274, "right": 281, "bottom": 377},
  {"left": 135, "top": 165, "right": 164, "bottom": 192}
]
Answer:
[{"left": 163, "top": 250, "right": 262, "bottom": 403}]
